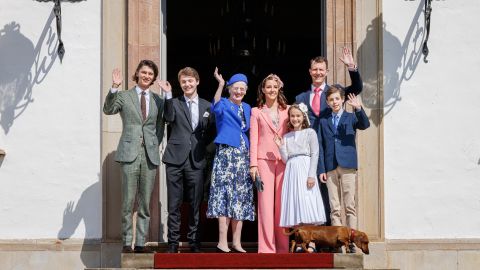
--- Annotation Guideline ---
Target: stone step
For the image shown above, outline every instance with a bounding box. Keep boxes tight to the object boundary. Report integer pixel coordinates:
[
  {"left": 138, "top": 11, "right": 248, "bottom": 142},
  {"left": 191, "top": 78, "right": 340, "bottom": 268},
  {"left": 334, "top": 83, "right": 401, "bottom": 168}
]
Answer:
[{"left": 118, "top": 253, "right": 364, "bottom": 269}]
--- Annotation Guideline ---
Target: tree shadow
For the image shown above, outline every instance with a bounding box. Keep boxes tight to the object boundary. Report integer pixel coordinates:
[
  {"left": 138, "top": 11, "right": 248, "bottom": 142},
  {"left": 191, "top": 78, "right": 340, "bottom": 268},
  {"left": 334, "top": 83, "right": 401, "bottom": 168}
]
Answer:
[
  {"left": 0, "top": 10, "right": 58, "bottom": 134},
  {"left": 358, "top": 0, "right": 426, "bottom": 126}
]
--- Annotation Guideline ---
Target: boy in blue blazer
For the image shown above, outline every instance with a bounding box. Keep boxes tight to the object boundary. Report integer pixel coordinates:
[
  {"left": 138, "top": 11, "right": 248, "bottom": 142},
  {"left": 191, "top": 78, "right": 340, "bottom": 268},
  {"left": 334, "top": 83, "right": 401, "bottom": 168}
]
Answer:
[{"left": 319, "top": 86, "right": 370, "bottom": 253}]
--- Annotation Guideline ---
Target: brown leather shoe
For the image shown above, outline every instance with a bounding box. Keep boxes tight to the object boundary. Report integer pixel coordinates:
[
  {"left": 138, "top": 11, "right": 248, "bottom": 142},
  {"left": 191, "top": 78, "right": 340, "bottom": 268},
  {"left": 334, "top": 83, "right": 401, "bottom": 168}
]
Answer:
[
  {"left": 134, "top": 246, "right": 154, "bottom": 253},
  {"left": 122, "top": 246, "right": 134, "bottom": 253}
]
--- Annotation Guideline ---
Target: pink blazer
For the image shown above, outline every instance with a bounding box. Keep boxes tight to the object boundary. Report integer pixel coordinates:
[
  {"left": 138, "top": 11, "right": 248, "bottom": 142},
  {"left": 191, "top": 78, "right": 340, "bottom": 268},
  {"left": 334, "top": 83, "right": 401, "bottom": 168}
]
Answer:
[{"left": 250, "top": 106, "right": 290, "bottom": 167}]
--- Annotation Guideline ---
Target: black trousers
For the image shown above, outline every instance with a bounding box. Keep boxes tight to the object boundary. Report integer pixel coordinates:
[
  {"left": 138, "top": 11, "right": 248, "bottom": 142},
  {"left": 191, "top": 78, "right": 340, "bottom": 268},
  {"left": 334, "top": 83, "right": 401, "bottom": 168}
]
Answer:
[{"left": 166, "top": 156, "right": 204, "bottom": 245}]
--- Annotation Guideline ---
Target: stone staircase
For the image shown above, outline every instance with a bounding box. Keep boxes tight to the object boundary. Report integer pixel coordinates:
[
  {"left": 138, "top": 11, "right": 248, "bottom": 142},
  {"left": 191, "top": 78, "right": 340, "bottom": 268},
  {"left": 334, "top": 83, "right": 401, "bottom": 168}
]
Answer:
[{"left": 85, "top": 242, "right": 398, "bottom": 270}]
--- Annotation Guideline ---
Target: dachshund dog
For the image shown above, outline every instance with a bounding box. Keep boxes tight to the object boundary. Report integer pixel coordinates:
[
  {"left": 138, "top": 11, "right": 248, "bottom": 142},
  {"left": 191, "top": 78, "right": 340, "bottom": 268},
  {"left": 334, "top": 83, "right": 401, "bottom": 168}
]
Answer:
[{"left": 284, "top": 225, "right": 369, "bottom": 254}]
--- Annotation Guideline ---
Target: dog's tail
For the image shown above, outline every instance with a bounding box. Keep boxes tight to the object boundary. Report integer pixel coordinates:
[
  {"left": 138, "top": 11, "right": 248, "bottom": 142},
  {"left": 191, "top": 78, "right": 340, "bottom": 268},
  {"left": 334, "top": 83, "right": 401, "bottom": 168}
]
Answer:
[{"left": 282, "top": 227, "right": 298, "bottom": 236}]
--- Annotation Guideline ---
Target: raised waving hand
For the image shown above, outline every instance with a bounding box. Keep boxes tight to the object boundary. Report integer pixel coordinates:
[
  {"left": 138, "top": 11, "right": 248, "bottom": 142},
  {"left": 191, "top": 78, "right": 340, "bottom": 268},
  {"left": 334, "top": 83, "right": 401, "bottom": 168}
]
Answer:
[
  {"left": 213, "top": 67, "right": 225, "bottom": 103},
  {"left": 112, "top": 68, "right": 123, "bottom": 88},
  {"left": 346, "top": 93, "right": 362, "bottom": 110},
  {"left": 338, "top": 47, "right": 356, "bottom": 69}
]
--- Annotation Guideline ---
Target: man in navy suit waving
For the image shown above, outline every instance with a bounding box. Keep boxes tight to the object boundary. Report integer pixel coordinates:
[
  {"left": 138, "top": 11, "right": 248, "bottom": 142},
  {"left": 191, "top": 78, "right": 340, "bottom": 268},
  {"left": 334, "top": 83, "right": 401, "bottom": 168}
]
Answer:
[{"left": 295, "top": 47, "right": 363, "bottom": 225}]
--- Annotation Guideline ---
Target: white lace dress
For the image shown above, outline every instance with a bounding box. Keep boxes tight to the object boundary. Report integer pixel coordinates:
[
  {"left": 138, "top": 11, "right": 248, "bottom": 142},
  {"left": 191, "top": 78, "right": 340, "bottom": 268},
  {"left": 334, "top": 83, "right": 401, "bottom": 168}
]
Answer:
[{"left": 279, "top": 128, "right": 326, "bottom": 227}]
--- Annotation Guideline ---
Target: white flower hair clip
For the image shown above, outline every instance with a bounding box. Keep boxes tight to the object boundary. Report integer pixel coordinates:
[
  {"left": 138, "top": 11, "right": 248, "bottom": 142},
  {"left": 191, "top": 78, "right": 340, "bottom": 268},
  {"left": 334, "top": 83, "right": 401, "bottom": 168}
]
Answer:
[
  {"left": 298, "top": 103, "right": 308, "bottom": 114},
  {"left": 297, "top": 103, "right": 310, "bottom": 126}
]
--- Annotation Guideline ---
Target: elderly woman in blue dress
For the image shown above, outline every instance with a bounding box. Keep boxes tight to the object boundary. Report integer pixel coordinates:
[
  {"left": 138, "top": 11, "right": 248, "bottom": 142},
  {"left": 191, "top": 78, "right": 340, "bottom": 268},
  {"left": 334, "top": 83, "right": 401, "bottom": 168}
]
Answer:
[{"left": 206, "top": 68, "right": 255, "bottom": 253}]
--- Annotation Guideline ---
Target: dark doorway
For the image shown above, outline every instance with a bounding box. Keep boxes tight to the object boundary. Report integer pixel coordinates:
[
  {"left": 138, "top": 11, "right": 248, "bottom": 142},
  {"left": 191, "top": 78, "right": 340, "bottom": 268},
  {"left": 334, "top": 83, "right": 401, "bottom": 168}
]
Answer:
[
  {"left": 166, "top": 0, "right": 326, "bottom": 244},
  {"left": 166, "top": 0, "right": 326, "bottom": 105}
]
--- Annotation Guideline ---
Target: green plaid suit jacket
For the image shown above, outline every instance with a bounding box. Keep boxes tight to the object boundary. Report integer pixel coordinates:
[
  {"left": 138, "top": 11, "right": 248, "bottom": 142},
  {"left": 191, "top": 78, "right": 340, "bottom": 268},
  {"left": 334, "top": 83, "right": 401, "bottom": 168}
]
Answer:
[{"left": 103, "top": 87, "right": 165, "bottom": 165}]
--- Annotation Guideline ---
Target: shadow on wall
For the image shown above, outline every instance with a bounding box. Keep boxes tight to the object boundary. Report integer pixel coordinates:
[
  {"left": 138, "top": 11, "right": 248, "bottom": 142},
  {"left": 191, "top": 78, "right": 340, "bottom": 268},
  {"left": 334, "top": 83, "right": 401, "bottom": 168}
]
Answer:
[
  {"left": 57, "top": 173, "right": 102, "bottom": 268},
  {"left": 57, "top": 152, "right": 123, "bottom": 268},
  {"left": 0, "top": 150, "right": 5, "bottom": 168},
  {"left": 0, "top": 10, "right": 58, "bottom": 134},
  {"left": 358, "top": 0, "right": 426, "bottom": 126}
]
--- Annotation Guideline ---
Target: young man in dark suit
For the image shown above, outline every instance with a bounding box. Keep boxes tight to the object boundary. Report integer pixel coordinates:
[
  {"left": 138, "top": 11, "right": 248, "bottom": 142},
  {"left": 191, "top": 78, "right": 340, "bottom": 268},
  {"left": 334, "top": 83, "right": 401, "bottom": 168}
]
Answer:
[
  {"left": 295, "top": 47, "right": 363, "bottom": 226},
  {"left": 158, "top": 67, "right": 215, "bottom": 253}
]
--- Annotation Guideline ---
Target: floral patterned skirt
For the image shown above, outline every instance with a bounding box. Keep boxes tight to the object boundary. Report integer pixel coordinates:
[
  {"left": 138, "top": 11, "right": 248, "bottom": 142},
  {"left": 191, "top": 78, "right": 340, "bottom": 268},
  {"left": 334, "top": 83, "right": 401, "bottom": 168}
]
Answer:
[{"left": 206, "top": 141, "right": 255, "bottom": 221}]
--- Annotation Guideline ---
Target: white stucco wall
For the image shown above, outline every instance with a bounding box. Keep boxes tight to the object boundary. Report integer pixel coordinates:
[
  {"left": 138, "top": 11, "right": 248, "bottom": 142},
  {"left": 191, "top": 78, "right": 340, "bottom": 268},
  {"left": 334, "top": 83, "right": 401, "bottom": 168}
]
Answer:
[
  {"left": 0, "top": 1, "right": 101, "bottom": 239},
  {"left": 383, "top": 0, "right": 480, "bottom": 239}
]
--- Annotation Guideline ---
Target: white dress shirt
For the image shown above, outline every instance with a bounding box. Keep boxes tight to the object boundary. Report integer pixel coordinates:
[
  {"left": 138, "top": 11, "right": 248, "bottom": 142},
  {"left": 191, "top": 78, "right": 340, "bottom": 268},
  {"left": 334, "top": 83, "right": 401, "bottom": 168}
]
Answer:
[{"left": 110, "top": 86, "right": 172, "bottom": 118}]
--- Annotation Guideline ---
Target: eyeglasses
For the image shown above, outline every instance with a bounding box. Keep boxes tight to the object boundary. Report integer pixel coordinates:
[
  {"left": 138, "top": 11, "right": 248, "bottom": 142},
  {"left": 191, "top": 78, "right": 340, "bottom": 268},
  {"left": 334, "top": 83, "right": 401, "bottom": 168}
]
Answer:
[{"left": 231, "top": 87, "right": 247, "bottom": 93}]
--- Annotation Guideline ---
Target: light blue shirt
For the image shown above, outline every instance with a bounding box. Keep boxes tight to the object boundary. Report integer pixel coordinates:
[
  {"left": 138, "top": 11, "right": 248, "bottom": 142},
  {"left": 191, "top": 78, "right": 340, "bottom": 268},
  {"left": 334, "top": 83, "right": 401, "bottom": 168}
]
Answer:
[
  {"left": 332, "top": 108, "right": 344, "bottom": 127},
  {"left": 184, "top": 94, "right": 199, "bottom": 129}
]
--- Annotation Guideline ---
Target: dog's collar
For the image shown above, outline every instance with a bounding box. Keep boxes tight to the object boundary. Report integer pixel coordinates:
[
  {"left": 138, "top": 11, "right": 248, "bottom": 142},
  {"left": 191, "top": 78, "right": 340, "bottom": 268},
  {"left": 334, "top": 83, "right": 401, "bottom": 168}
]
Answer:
[{"left": 350, "top": 229, "right": 355, "bottom": 242}]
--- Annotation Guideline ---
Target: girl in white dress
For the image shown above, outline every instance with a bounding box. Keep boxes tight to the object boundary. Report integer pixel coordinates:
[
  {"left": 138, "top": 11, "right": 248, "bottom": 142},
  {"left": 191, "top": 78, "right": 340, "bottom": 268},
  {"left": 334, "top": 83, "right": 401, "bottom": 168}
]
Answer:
[{"left": 275, "top": 103, "right": 326, "bottom": 245}]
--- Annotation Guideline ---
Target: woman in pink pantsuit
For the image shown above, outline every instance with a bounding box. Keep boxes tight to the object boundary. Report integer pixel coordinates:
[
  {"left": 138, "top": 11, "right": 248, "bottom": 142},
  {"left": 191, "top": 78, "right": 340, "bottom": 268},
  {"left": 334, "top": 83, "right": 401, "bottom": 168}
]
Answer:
[{"left": 250, "top": 74, "right": 290, "bottom": 253}]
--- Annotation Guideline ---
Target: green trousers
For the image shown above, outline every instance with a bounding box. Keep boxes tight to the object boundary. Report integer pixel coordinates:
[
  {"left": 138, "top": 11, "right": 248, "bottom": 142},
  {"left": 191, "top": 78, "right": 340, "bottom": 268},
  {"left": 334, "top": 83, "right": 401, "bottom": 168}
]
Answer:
[{"left": 120, "top": 146, "right": 157, "bottom": 247}]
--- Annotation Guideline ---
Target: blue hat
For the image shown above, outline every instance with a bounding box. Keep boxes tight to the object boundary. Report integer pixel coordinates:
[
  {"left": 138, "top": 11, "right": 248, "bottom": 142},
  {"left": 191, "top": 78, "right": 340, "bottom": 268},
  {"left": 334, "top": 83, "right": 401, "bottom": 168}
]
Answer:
[{"left": 226, "top": 73, "right": 248, "bottom": 86}]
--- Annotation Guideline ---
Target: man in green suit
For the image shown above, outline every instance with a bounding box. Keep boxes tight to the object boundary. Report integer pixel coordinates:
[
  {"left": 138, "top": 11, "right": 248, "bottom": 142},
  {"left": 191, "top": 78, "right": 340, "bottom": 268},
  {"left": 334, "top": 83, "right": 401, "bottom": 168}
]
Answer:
[{"left": 103, "top": 60, "right": 171, "bottom": 253}]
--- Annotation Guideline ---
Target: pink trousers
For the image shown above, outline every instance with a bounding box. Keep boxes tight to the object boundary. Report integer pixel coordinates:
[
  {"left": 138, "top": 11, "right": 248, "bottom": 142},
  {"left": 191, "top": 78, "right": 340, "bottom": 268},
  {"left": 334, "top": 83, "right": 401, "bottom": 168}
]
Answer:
[{"left": 257, "top": 159, "right": 289, "bottom": 253}]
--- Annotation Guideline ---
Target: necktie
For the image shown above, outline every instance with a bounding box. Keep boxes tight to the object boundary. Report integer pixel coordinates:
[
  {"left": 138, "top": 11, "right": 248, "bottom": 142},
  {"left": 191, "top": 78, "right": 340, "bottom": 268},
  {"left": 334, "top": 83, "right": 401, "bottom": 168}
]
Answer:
[
  {"left": 312, "top": 87, "right": 321, "bottom": 116},
  {"left": 141, "top": 91, "right": 147, "bottom": 121},
  {"left": 333, "top": 114, "right": 339, "bottom": 130},
  {"left": 188, "top": 100, "right": 196, "bottom": 129}
]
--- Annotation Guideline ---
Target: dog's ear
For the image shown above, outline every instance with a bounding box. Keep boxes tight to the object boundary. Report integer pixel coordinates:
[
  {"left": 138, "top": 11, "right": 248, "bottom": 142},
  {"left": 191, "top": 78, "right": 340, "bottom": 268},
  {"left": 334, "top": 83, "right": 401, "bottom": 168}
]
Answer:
[
  {"left": 356, "top": 232, "right": 369, "bottom": 242},
  {"left": 357, "top": 232, "right": 370, "bottom": 254},
  {"left": 362, "top": 242, "right": 370, "bottom": 254}
]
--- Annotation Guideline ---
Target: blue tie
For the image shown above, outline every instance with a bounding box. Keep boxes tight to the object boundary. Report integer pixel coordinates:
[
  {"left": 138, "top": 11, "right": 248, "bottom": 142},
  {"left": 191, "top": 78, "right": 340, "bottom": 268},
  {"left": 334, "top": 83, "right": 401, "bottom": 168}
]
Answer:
[{"left": 333, "top": 114, "right": 339, "bottom": 130}]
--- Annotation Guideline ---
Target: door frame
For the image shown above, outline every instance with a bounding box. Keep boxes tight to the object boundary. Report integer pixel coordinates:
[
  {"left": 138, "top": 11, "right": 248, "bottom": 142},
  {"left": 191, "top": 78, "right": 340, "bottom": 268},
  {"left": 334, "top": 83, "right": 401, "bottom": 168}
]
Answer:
[{"left": 101, "top": 0, "right": 384, "bottom": 243}]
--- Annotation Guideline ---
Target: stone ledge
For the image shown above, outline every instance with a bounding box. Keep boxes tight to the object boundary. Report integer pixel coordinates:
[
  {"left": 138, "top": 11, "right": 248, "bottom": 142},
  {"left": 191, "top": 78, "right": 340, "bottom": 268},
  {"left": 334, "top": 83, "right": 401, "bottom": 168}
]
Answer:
[
  {"left": 386, "top": 238, "right": 480, "bottom": 251},
  {"left": 86, "top": 269, "right": 136, "bottom": 270},
  {"left": 121, "top": 253, "right": 153, "bottom": 269},
  {"left": 334, "top": 253, "right": 364, "bottom": 268},
  {"left": 0, "top": 239, "right": 102, "bottom": 251}
]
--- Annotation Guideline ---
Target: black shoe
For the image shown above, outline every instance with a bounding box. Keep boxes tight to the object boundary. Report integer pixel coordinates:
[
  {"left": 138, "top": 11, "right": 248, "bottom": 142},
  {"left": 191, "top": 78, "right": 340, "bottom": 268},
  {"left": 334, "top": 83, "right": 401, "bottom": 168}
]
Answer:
[
  {"left": 122, "top": 246, "right": 134, "bottom": 253},
  {"left": 134, "top": 246, "right": 154, "bottom": 253},
  {"left": 330, "top": 247, "right": 342, "bottom": 253},
  {"left": 216, "top": 246, "right": 230, "bottom": 253},
  {"left": 167, "top": 244, "right": 179, "bottom": 253},
  {"left": 190, "top": 244, "right": 201, "bottom": 253}
]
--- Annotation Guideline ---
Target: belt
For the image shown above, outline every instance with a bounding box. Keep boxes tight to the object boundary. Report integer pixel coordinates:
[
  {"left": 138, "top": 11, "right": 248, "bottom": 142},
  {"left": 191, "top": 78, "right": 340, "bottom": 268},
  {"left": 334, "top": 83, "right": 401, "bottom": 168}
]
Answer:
[{"left": 288, "top": 154, "right": 309, "bottom": 160}]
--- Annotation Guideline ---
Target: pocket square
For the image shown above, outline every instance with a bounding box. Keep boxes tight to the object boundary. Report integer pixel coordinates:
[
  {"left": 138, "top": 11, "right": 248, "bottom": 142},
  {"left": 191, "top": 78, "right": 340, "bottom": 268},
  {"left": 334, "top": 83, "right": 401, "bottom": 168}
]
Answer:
[{"left": 203, "top": 111, "right": 210, "bottom": 117}]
